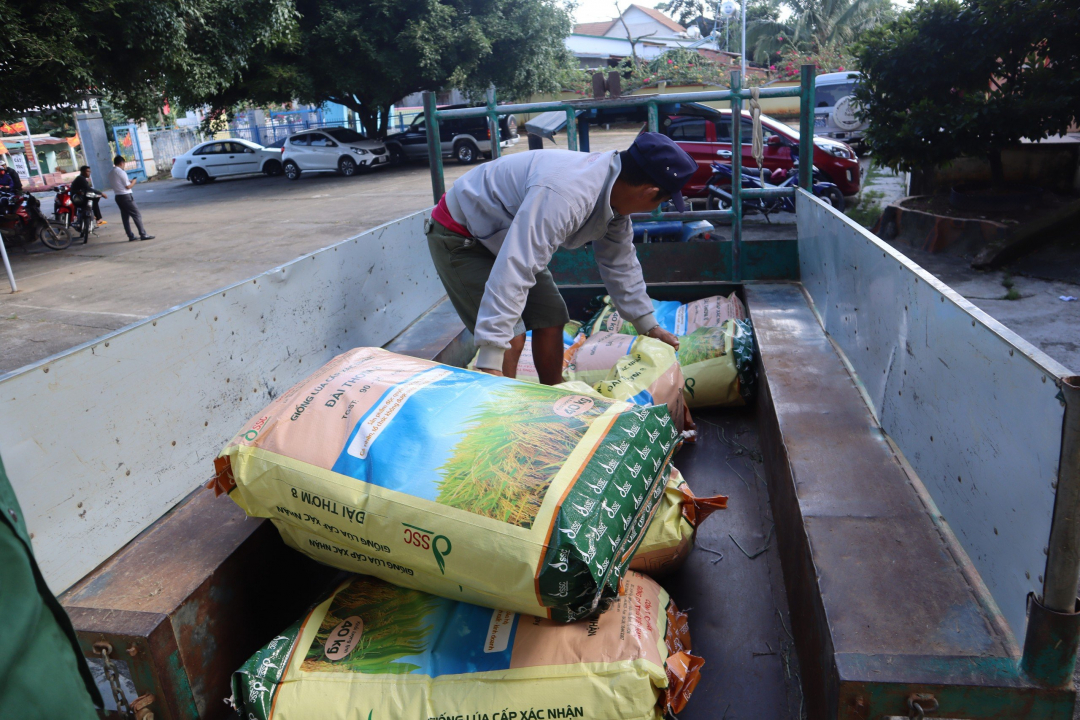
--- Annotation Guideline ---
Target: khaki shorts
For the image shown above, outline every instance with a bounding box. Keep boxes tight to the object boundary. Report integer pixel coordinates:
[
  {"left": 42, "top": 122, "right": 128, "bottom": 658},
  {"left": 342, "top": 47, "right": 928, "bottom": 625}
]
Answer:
[{"left": 425, "top": 217, "right": 570, "bottom": 337}]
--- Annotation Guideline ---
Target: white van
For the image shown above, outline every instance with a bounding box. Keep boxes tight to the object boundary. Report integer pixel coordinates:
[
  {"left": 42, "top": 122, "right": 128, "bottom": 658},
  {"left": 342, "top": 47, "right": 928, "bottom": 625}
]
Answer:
[{"left": 814, "top": 71, "right": 866, "bottom": 146}]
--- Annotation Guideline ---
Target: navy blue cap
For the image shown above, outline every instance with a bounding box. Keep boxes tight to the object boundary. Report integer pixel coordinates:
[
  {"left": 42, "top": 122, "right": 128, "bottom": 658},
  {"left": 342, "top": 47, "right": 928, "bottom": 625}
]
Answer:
[{"left": 627, "top": 132, "right": 697, "bottom": 212}]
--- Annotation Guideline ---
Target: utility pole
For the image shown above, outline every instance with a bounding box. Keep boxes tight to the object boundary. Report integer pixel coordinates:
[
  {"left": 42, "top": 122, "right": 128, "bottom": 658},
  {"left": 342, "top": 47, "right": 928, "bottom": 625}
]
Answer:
[{"left": 740, "top": 0, "right": 747, "bottom": 76}]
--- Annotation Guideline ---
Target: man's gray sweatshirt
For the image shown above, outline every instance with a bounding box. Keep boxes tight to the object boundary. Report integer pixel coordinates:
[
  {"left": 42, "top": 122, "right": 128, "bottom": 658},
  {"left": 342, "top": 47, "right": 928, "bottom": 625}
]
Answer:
[{"left": 444, "top": 149, "right": 657, "bottom": 370}]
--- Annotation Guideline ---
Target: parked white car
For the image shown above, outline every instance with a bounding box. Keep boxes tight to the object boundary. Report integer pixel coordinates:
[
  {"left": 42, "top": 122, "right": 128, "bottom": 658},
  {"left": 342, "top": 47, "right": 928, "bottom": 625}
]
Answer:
[
  {"left": 281, "top": 128, "right": 389, "bottom": 180},
  {"left": 171, "top": 138, "right": 284, "bottom": 185},
  {"left": 814, "top": 71, "right": 867, "bottom": 146}
]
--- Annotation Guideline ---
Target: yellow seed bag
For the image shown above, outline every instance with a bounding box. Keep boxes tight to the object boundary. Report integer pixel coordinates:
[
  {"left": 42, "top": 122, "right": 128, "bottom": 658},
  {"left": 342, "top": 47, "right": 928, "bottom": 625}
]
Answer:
[
  {"left": 230, "top": 572, "right": 703, "bottom": 720},
  {"left": 581, "top": 296, "right": 756, "bottom": 408},
  {"left": 583, "top": 294, "right": 746, "bottom": 337},
  {"left": 211, "top": 348, "right": 681, "bottom": 622},
  {"left": 566, "top": 332, "right": 692, "bottom": 431},
  {"left": 629, "top": 467, "right": 727, "bottom": 576}
]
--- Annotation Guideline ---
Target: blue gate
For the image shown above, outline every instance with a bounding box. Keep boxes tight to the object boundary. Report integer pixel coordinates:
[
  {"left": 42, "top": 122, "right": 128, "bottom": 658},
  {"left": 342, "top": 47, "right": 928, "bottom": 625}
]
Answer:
[{"left": 111, "top": 124, "right": 148, "bottom": 181}]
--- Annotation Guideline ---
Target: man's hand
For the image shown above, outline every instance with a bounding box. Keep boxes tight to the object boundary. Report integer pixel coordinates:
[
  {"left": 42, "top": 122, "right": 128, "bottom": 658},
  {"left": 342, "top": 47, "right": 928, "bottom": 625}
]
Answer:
[
  {"left": 478, "top": 367, "right": 505, "bottom": 377},
  {"left": 646, "top": 326, "right": 679, "bottom": 350}
]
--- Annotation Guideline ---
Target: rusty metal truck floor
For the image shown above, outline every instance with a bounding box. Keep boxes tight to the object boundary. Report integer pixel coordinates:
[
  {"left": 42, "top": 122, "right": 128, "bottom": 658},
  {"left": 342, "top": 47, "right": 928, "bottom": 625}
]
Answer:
[{"left": 666, "top": 407, "right": 805, "bottom": 720}]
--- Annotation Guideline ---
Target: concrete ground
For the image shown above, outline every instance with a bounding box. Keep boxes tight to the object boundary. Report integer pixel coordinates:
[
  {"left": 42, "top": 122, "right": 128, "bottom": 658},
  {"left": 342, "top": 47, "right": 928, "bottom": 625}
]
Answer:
[
  {"left": 1, "top": 132, "right": 1077, "bottom": 375},
  {"left": 853, "top": 160, "right": 1080, "bottom": 372}
]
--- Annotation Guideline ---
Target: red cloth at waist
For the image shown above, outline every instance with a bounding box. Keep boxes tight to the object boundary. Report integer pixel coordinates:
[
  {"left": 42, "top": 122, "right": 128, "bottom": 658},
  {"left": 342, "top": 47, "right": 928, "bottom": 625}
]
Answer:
[{"left": 432, "top": 194, "right": 470, "bottom": 237}]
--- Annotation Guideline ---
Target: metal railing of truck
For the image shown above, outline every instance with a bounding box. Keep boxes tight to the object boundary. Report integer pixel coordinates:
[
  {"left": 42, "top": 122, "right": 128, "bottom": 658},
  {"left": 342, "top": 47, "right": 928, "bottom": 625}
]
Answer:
[{"left": 420, "top": 65, "right": 817, "bottom": 283}]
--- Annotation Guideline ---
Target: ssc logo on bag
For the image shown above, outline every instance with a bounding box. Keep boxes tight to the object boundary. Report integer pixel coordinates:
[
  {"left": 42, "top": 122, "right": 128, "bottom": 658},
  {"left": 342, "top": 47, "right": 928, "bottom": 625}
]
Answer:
[{"left": 324, "top": 616, "right": 365, "bottom": 660}]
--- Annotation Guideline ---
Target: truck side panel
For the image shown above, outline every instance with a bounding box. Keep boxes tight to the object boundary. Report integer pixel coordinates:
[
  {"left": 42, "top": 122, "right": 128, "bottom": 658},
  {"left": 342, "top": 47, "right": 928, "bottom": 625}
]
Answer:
[
  {"left": 796, "top": 190, "right": 1071, "bottom": 641},
  {"left": 0, "top": 209, "right": 441, "bottom": 594}
]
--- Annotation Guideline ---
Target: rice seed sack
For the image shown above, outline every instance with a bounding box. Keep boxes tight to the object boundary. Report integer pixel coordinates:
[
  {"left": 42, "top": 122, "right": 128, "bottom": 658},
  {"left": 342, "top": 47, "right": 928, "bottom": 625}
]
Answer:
[
  {"left": 565, "top": 332, "right": 691, "bottom": 432},
  {"left": 581, "top": 296, "right": 756, "bottom": 408},
  {"left": 629, "top": 467, "right": 727, "bottom": 576},
  {"left": 211, "top": 348, "right": 681, "bottom": 622},
  {"left": 583, "top": 294, "right": 746, "bottom": 337},
  {"left": 467, "top": 322, "right": 586, "bottom": 383},
  {"left": 552, "top": 382, "right": 721, "bottom": 572},
  {"left": 231, "top": 572, "right": 703, "bottom": 720}
]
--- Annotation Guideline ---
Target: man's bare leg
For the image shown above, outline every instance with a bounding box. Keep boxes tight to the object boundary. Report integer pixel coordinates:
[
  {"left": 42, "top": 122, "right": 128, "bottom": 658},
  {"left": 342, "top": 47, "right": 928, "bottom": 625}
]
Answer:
[
  {"left": 502, "top": 333, "right": 527, "bottom": 378},
  {"left": 533, "top": 326, "right": 565, "bottom": 385}
]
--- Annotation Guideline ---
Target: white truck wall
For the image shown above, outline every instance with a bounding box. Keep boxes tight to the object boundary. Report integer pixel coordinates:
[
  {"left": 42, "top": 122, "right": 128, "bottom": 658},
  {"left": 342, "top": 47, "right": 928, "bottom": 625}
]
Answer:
[
  {"left": 796, "top": 190, "right": 1072, "bottom": 641},
  {"left": 0, "top": 210, "right": 442, "bottom": 593}
]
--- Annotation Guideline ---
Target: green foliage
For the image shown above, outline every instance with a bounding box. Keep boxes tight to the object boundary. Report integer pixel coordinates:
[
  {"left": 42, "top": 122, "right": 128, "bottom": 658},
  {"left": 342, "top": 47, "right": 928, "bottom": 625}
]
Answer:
[
  {"left": 203, "top": 0, "right": 574, "bottom": 136},
  {"left": 0, "top": 0, "right": 103, "bottom": 112},
  {"left": 0, "top": 0, "right": 295, "bottom": 119},
  {"left": 624, "top": 48, "right": 728, "bottom": 88},
  {"left": 559, "top": 48, "right": 750, "bottom": 96},
  {"left": 770, "top": 46, "right": 856, "bottom": 80},
  {"left": 660, "top": 0, "right": 781, "bottom": 59},
  {"left": 844, "top": 188, "right": 884, "bottom": 227},
  {"left": 844, "top": 161, "right": 884, "bottom": 227},
  {"left": 855, "top": 0, "right": 1080, "bottom": 184},
  {"left": 747, "top": 0, "right": 892, "bottom": 66}
]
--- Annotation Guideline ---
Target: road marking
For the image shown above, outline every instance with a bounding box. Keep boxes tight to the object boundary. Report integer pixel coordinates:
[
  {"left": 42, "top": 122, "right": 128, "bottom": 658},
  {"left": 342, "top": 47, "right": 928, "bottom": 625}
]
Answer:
[{"left": 3, "top": 303, "right": 145, "bottom": 319}]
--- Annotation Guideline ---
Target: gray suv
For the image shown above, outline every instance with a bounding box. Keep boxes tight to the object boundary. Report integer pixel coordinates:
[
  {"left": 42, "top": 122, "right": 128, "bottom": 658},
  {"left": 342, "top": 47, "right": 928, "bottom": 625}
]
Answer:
[{"left": 814, "top": 72, "right": 866, "bottom": 146}]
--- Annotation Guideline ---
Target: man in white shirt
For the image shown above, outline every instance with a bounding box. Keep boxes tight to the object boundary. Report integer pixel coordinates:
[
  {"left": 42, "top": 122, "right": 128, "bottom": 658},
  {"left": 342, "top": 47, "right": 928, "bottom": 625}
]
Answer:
[{"left": 108, "top": 155, "right": 154, "bottom": 241}]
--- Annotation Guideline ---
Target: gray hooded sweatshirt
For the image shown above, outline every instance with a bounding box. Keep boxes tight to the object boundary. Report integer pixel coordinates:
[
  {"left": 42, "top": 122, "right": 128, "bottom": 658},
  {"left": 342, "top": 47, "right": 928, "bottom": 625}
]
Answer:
[{"left": 444, "top": 149, "right": 657, "bottom": 370}]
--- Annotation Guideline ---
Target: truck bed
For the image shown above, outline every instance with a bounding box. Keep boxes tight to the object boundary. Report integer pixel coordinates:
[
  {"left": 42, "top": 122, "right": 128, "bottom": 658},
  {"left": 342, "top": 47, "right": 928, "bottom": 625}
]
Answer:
[{"left": 668, "top": 407, "right": 805, "bottom": 720}]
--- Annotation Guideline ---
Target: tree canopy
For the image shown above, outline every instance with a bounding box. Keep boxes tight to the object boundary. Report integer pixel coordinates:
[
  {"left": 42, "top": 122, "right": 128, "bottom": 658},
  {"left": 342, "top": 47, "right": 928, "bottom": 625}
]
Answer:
[
  {"left": 747, "top": 0, "right": 893, "bottom": 65},
  {"left": 854, "top": 0, "right": 1080, "bottom": 184},
  {"left": 0, "top": 0, "right": 294, "bottom": 118},
  {"left": 200, "top": 0, "right": 574, "bottom": 136},
  {"left": 660, "top": 0, "right": 780, "bottom": 60},
  {"left": 1, "top": 0, "right": 572, "bottom": 134}
]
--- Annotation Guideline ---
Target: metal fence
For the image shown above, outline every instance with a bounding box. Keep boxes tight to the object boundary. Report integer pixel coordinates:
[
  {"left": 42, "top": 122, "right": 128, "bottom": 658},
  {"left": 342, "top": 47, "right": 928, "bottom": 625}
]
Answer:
[
  {"left": 422, "top": 69, "right": 816, "bottom": 283},
  {"left": 230, "top": 120, "right": 352, "bottom": 146},
  {"left": 148, "top": 127, "right": 204, "bottom": 169}
]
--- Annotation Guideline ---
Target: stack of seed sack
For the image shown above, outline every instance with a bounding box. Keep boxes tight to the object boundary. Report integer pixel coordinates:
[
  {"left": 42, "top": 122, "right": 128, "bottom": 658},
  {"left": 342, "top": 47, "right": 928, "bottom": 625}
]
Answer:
[
  {"left": 230, "top": 572, "right": 702, "bottom": 720},
  {"left": 213, "top": 348, "right": 716, "bottom": 719},
  {"left": 580, "top": 293, "right": 756, "bottom": 408},
  {"left": 468, "top": 324, "right": 692, "bottom": 433}
]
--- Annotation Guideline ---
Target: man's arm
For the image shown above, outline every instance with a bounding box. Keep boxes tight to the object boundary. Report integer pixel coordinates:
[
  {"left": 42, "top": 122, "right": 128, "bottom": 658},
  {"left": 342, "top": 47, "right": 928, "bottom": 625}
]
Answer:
[
  {"left": 473, "top": 187, "right": 578, "bottom": 371},
  {"left": 592, "top": 217, "right": 657, "bottom": 333},
  {"left": 593, "top": 218, "right": 680, "bottom": 349}
]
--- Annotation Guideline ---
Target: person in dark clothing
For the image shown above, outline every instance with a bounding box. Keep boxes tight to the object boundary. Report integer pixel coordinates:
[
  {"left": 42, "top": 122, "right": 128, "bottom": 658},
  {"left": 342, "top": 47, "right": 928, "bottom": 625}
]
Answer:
[
  {"left": 0, "top": 163, "right": 23, "bottom": 194},
  {"left": 70, "top": 166, "right": 107, "bottom": 225}
]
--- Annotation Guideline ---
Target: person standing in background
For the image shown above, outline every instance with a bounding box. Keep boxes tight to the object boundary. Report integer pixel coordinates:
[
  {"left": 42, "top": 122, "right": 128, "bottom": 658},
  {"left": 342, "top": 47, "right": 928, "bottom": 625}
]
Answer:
[{"left": 108, "top": 155, "right": 154, "bottom": 241}]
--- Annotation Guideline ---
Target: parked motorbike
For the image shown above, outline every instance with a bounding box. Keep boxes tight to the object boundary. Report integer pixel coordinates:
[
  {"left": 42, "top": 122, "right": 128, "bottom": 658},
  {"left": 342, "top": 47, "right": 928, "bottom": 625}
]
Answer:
[
  {"left": 705, "top": 160, "right": 845, "bottom": 220},
  {"left": 1, "top": 189, "right": 73, "bottom": 250},
  {"left": 53, "top": 184, "right": 76, "bottom": 228},
  {"left": 71, "top": 190, "right": 104, "bottom": 244}
]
